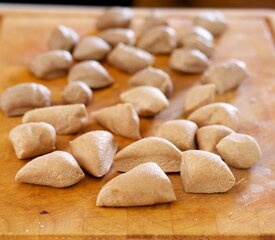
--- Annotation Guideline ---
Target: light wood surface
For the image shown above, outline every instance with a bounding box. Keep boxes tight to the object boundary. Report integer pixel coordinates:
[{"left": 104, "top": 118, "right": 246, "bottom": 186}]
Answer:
[{"left": 0, "top": 6, "right": 275, "bottom": 240}]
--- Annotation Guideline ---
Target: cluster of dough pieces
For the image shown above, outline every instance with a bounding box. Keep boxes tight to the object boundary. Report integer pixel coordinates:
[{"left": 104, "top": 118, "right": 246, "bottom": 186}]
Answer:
[{"left": 1, "top": 8, "right": 262, "bottom": 207}]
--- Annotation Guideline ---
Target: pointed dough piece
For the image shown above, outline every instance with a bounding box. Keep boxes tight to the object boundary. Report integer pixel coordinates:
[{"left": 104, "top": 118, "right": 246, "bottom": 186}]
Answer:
[
  {"left": 96, "top": 7, "right": 133, "bottom": 30},
  {"left": 68, "top": 60, "right": 113, "bottom": 89},
  {"left": 202, "top": 60, "right": 248, "bottom": 94},
  {"left": 197, "top": 125, "right": 234, "bottom": 154},
  {"left": 9, "top": 122, "right": 56, "bottom": 159},
  {"left": 114, "top": 137, "right": 181, "bottom": 172},
  {"left": 181, "top": 150, "right": 235, "bottom": 193},
  {"left": 96, "top": 162, "right": 176, "bottom": 207},
  {"left": 22, "top": 104, "right": 88, "bottom": 135},
  {"left": 170, "top": 48, "right": 209, "bottom": 74},
  {"left": 140, "top": 10, "right": 168, "bottom": 35},
  {"left": 138, "top": 26, "right": 177, "bottom": 54},
  {"left": 120, "top": 86, "right": 169, "bottom": 117},
  {"left": 15, "top": 151, "right": 85, "bottom": 188},
  {"left": 187, "top": 102, "right": 240, "bottom": 131},
  {"left": 156, "top": 120, "right": 198, "bottom": 151},
  {"left": 194, "top": 11, "right": 227, "bottom": 36},
  {"left": 181, "top": 27, "right": 214, "bottom": 46},
  {"left": 48, "top": 25, "right": 79, "bottom": 52},
  {"left": 99, "top": 28, "right": 136, "bottom": 47},
  {"left": 70, "top": 130, "right": 118, "bottom": 177},
  {"left": 184, "top": 84, "right": 216, "bottom": 115},
  {"left": 92, "top": 103, "right": 141, "bottom": 140},
  {"left": 107, "top": 43, "right": 154, "bottom": 74},
  {"left": 73, "top": 36, "right": 111, "bottom": 61},
  {"left": 216, "top": 133, "right": 261, "bottom": 169},
  {"left": 128, "top": 67, "right": 173, "bottom": 98}
]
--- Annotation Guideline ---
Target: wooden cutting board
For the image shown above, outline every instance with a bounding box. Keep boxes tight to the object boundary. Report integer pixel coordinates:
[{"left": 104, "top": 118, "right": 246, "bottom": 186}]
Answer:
[{"left": 0, "top": 6, "right": 275, "bottom": 240}]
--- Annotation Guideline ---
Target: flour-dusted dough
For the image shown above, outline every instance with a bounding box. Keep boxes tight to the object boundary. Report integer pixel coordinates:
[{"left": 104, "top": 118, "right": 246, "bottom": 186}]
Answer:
[
  {"left": 140, "top": 10, "right": 168, "bottom": 35},
  {"left": 170, "top": 48, "right": 209, "bottom": 74},
  {"left": 138, "top": 26, "right": 177, "bottom": 54},
  {"left": 194, "top": 11, "right": 227, "bottom": 36},
  {"left": 107, "top": 43, "right": 154, "bottom": 74},
  {"left": 96, "top": 162, "right": 176, "bottom": 207},
  {"left": 187, "top": 102, "right": 240, "bottom": 131},
  {"left": 70, "top": 130, "right": 118, "bottom": 177},
  {"left": 202, "top": 60, "right": 248, "bottom": 94},
  {"left": 15, "top": 151, "right": 84, "bottom": 188},
  {"left": 62, "top": 81, "right": 92, "bottom": 106},
  {"left": 196, "top": 125, "right": 234, "bottom": 154},
  {"left": 22, "top": 104, "right": 88, "bottom": 135},
  {"left": 128, "top": 67, "right": 173, "bottom": 98},
  {"left": 184, "top": 84, "right": 216, "bottom": 115},
  {"left": 96, "top": 7, "right": 133, "bottom": 30},
  {"left": 92, "top": 103, "right": 141, "bottom": 140},
  {"left": 217, "top": 133, "right": 261, "bottom": 169},
  {"left": 29, "top": 50, "right": 73, "bottom": 79},
  {"left": 9, "top": 122, "right": 56, "bottom": 159},
  {"left": 120, "top": 86, "right": 169, "bottom": 117},
  {"left": 0, "top": 83, "right": 51, "bottom": 117},
  {"left": 68, "top": 60, "right": 113, "bottom": 89},
  {"left": 113, "top": 137, "right": 182, "bottom": 172},
  {"left": 181, "top": 150, "right": 235, "bottom": 193},
  {"left": 99, "top": 28, "right": 136, "bottom": 47},
  {"left": 156, "top": 120, "right": 198, "bottom": 151},
  {"left": 48, "top": 25, "right": 79, "bottom": 52},
  {"left": 73, "top": 36, "right": 111, "bottom": 61}
]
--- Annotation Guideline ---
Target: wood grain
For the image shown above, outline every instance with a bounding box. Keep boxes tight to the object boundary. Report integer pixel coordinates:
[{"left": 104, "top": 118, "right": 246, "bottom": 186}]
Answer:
[{"left": 0, "top": 7, "right": 275, "bottom": 240}]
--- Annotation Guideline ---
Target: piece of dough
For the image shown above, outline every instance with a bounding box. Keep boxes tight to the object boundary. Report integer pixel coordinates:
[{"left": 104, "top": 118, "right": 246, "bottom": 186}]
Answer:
[
  {"left": 170, "top": 48, "right": 209, "bottom": 74},
  {"left": 201, "top": 60, "right": 248, "bottom": 94},
  {"left": 138, "top": 26, "right": 177, "bottom": 54},
  {"left": 113, "top": 137, "right": 182, "bottom": 172},
  {"left": 9, "top": 122, "right": 56, "bottom": 159},
  {"left": 184, "top": 84, "right": 216, "bottom": 115},
  {"left": 22, "top": 104, "right": 88, "bottom": 135},
  {"left": 70, "top": 130, "right": 118, "bottom": 177},
  {"left": 196, "top": 125, "right": 234, "bottom": 154},
  {"left": 92, "top": 103, "right": 141, "bottom": 140},
  {"left": 128, "top": 67, "right": 173, "bottom": 98},
  {"left": 62, "top": 81, "right": 92, "bottom": 105},
  {"left": 0, "top": 83, "right": 51, "bottom": 117},
  {"left": 107, "top": 43, "right": 154, "bottom": 74},
  {"left": 96, "top": 7, "right": 133, "bottom": 30},
  {"left": 120, "top": 86, "right": 169, "bottom": 117},
  {"left": 99, "top": 28, "right": 135, "bottom": 47},
  {"left": 29, "top": 50, "right": 73, "bottom": 79},
  {"left": 187, "top": 102, "right": 240, "bottom": 131},
  {"left": 48, "top": 25, "right": 79, "bottom": 52},
  {"left": 68, "top": 60, "right": 113, "bottom": 89},
  {"left": 96, "top": 162, "right": 176, "bottom": 207},
  {"left": 156, "top": 120, "right": 198, "bottom": 151},
  {"left": 15, "top": 151, "right": 85, "bottom": 188},
  {"left": 181, "top": 150, "right": 235, "bottom": 193},
  {"left": 194, "top": 11, "right": 227, "bottom": 36},
  {"left": 216, "top": 133, "right": 261, "bottom": 168},
  {"left": 73, "top": 36, "right": 111, "bottom": 61}
]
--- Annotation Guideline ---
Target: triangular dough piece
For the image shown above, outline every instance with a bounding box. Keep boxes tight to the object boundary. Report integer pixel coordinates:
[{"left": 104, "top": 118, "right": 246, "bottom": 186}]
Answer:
[
  {"left": 120, "top": 86, "right": 169, "bottom": 117},
  {"left": 197, "top": 125, "right": 234, "bottom": 154},
  {"left": 128, "top": 67, "right": 173, "bottom": 98},
  {"left": 187, "top": 102, "right": 240, "bottom": 131},
  {"left": 184, "top": 84, "right": 216, "bottom": 115},
  {"left": 70, "top": 130, "right": 118, "bottom": 177},
  {"left": 15, "top": 151, "right": 85, "bottom": 188},
  {"left": 181, "top": 150, "right": 235, "bottom": 193},
  {"left": 92, "top": 103, "right": 141, "bottom": 140},
  {"left": 114, "top": 137, "right": 181, "bottom": 172},
  {"left": 156, "top": 120, "right": 197, "bottom": 151},
  {"left": 96, "top": 162, "right": 176, "bottom": 207}
]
